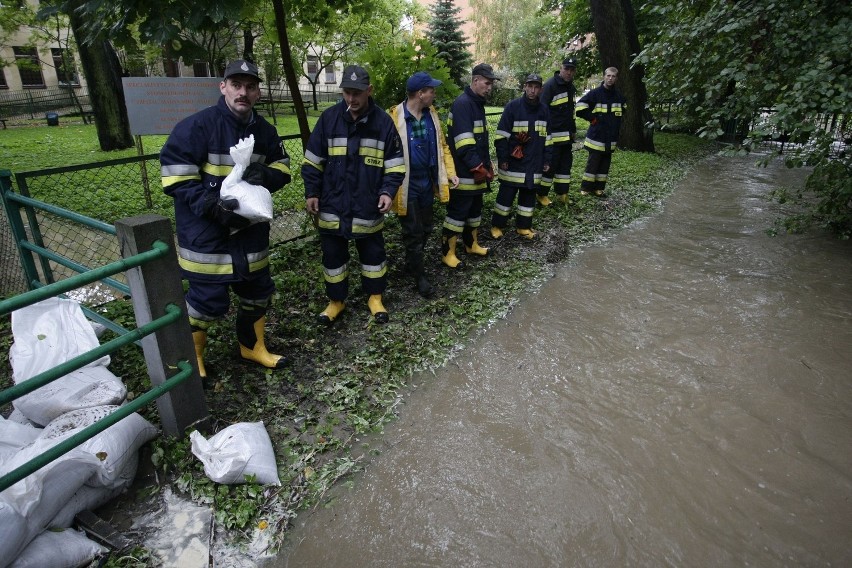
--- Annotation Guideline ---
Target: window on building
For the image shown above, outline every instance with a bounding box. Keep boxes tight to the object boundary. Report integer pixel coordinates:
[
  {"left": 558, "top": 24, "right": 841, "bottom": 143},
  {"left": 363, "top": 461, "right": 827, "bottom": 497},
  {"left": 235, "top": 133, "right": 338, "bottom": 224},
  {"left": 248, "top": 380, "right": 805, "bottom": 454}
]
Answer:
[
  {"left": 324, "top": 64, "right": 335, "bottom": 84},
  {"left": 306, "top": 56, "right": 319, "bottom": 81},
  {"left": 0, "top": 69, "right": 8, "bottom": 89},
  {"left": 13, "top": 47, "right": 45, "bottom": 88},
  {"left": 192, "top": 60, "right": 210, "bottom": 77},
  {"left": 51, "top": 48, "right": 79, "bottom": 85}
]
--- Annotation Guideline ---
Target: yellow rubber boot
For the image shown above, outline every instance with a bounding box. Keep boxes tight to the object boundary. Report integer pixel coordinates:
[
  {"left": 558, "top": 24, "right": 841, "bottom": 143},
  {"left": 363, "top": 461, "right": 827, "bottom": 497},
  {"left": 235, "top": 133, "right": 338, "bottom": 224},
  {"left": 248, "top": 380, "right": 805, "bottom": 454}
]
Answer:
[
  {"left": 536, "top": 195, "right": 552, "bottom": 207},
  {"left": 490, "top": 226, "right": 504, "bottom": 239},
  {"left": 238, "top": 316, "right": 286, "bottom": 369},
  {"left": 368, "top": 294, "right": 389, "bottom": 324},
  {"left": 517, "top": 228, "right": 536, "bottom": 239},
  {"left": 465, "top": 229, "right": 489, "bottom": 256},
  {"left": 192, "top": 330, "right": 208, "bottom": 378},
  {"left": 442, "top": 235, "right": 462, "bottom": 268},
  {"left": 318, "top": 300, "right": 345, "bottom": 325},
  {"left": 557, "top": 193, "right": 569, "bottom": 204}
]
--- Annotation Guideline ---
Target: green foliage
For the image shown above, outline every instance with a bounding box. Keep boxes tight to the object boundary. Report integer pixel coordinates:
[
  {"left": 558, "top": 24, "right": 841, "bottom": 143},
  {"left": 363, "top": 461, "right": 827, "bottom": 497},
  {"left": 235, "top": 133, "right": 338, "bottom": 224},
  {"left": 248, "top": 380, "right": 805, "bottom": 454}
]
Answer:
[
  {"left": 769, "top": 155, "right": 852, "bottom": 238},
  {"left": 358, "top": 36, "right": 460, "bottom": 110},
  {"left": 635, "top": 0, "right": 852, "bottom": 237},
  {"left": 488, "top": 86, "right": 517, "bottom": 108},
  {"left": 504, "top": 13, "right": 562, "bottom": 80},
  {"left": 426, "top": 0, "right": 473, "bottom": 88},
  {"left": 540, "top": 0, "right": 601, "bottom": 84}
]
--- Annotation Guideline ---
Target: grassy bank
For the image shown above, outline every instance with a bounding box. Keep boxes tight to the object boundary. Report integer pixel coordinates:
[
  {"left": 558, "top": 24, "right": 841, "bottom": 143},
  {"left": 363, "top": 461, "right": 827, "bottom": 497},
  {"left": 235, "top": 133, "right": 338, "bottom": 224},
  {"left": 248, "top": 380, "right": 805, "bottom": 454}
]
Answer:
[{"left": 0, "top": 130, "right": 715, "bottom": 563}]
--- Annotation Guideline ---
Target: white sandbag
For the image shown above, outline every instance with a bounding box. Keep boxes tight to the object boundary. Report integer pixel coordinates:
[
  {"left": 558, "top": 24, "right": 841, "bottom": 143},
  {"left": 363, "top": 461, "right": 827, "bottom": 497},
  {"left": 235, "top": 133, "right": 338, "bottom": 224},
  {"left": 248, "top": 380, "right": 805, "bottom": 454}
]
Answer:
[
  {"left": 48, "top": 452, "right": 138, "bottom": 529},
  {"left": 190, "top": 421, "right": 280, "bottom": 485},
  {"left": 0, "top": 503, "right": 27, "bottom": 568},
  {"left": 13, "top": 366, "right": 127, "bottom": 427},
  {"left": 0, "top": 441, "right": 101, "bottom": 561},
  {"left": 9, "top": 298, "right": 124, "bottom": 427},
  {"left": 10, "top": 527, "right": 107, "bottom": 568},
  {"left": 4, "top": 408, "right": 36, "bottom": 426},
  {"left": 9, "top": 297, "right": 109, "bottom": 381},
  {"left": 39, "top": 405, "right": 158, "bottom": 489},
  {"left": 0, "top": 417, "right": 42, "bottom": 465},
  {"left": 220, "top": 134, "right": 274, "bottom": 224}
]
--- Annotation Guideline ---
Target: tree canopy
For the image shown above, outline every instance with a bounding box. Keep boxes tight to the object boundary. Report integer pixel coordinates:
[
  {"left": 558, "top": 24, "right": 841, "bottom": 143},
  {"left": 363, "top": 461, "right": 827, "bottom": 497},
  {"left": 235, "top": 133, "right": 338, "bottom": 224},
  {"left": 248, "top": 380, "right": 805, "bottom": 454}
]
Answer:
[
  {"left": 636, "top": 0, "right": 852, "bottom": 236},
  {"left": 426, "top": 0, "right": 472, "bottom": 87}
]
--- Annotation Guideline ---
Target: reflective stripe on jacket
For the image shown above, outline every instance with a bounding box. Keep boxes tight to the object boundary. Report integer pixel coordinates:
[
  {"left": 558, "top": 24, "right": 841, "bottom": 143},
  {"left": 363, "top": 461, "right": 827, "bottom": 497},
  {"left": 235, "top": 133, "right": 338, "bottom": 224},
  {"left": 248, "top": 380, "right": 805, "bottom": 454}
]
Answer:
[
  {"left": 159, "top": 96, "right": 290, "bottom": 282},
  {"left": 540, "top": 72, "right": 577, "bottom": 145},
  {"left": 575, "top": 84, "right": 626, "bottom": 153},
  {"left": 447, "top": 86, "right": 492, "bottom": 194},
  {"left": 301, "top": 99, "right": 405, "bottom": 238},
  {"left": 494, "top": 96, "right": 553, "bottom": 189}
]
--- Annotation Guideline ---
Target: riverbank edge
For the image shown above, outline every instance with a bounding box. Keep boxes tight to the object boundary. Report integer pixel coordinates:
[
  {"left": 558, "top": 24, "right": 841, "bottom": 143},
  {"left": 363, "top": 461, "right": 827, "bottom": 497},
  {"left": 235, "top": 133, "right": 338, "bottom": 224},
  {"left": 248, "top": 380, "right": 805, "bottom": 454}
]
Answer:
[{"left": 1, "top": 134, "right": 719, "bottom": 566}]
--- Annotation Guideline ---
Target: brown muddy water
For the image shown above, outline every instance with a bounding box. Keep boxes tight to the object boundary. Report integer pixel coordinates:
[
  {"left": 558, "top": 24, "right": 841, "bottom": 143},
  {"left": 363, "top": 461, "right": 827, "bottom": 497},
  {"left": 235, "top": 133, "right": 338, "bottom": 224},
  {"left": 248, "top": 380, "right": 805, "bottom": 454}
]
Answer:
[{"left": 275, "top": 154, "right": 852, "bottom": 568}]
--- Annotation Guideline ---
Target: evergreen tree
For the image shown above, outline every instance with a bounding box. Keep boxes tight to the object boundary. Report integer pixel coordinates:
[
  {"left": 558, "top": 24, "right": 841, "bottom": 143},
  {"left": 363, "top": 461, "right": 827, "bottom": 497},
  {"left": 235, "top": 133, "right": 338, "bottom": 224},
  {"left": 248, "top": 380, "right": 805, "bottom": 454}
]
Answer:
[{"left": 426, "top": 0, "right": 472, "bottom": 87}]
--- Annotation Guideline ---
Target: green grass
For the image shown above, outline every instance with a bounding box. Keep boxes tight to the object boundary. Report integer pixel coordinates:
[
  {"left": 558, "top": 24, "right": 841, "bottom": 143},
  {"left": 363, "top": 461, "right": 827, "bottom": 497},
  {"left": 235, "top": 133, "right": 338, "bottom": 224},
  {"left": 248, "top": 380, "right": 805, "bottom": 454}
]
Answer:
[
  {"left": 0, "top": 110, "right": 323, "bottom": 172},
  {"left": 0, "top": 124, "right": 717, "bottom": 558}
]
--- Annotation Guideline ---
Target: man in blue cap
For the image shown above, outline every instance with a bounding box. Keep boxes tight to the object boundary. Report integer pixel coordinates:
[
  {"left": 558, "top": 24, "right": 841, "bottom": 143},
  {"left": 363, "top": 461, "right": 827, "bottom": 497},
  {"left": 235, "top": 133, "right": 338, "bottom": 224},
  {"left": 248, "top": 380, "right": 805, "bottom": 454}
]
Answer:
[{"left": 388, "top": 71, "right": 459, "bottom": 297}]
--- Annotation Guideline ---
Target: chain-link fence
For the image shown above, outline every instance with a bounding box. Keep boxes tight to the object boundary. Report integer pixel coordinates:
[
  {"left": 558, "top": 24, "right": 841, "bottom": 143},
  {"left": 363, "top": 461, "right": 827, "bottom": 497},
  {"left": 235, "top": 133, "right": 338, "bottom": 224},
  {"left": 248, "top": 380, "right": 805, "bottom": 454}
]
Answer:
[
  {"left": 0, "top": 86, "right": 91, "bottom": 124},
  {"left": 1, "top": 115, "right": 511, "bottom": 299},
  {"left": 1, "top": 134, "right": 307, "bottom": 298}
]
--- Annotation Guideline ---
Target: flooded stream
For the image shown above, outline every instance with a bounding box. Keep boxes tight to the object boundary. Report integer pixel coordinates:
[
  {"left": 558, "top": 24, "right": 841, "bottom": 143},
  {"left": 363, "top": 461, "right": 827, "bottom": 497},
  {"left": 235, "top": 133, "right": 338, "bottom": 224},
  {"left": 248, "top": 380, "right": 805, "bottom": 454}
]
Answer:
[{"left": 276, "top": 154, "right": 852, "bottom": 567}]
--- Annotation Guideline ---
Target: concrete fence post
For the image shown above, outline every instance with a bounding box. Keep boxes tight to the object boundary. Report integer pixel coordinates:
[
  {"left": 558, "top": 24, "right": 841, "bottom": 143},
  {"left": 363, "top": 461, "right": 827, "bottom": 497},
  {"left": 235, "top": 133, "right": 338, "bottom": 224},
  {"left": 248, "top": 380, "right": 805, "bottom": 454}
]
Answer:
[{"left": 115, "top": 214, "right": 209, "bottom": 436}]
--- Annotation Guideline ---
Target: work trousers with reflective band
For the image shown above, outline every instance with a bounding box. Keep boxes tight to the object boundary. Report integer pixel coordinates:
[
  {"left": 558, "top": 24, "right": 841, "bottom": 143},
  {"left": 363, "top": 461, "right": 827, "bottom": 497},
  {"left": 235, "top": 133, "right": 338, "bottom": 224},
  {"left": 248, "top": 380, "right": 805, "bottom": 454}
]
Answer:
[
  {"left": 399, "top": 202, "right": 434, "bottom": 275},
  {"left": 442, "top": 192, "right": 484, "bottom": 238},
  {"left": 185, "top": 272, "right": 275, "bottom": 326},
  {"left": 581, "top": 149, "right": 612, "bottom": 193},
  {"left": 491, "top": 184, "right": 536, "bottom": 231},
  {"left": 541, "top": 144, "right": 573, "bottom": 197},
  {"left": 320, "top": 233, "right": 387, "bottom": 301}
]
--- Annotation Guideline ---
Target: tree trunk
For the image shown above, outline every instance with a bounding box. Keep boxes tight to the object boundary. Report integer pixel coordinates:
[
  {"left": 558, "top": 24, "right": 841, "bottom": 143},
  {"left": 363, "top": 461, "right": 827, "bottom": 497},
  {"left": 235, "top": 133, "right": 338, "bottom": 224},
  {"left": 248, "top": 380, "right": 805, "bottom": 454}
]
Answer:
[
  {"left": 68, "top": 8, "right": 134, "bottom": 151},
  {"left": 588, "top": 0, "right": 654, "bottom": 152},
  {"left": 271, "top": 0, "right": 311, "bottom": 149},
  {"left": 242, "top": 27, "right": 255, "bottom": 62}
]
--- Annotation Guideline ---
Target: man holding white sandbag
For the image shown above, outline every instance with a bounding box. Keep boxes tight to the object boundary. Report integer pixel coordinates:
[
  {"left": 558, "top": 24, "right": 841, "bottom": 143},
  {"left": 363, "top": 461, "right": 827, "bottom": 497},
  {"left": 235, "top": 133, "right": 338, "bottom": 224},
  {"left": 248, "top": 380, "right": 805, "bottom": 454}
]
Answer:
[{"left": 160, "top": 59, "right": 290, "bottom": 379}]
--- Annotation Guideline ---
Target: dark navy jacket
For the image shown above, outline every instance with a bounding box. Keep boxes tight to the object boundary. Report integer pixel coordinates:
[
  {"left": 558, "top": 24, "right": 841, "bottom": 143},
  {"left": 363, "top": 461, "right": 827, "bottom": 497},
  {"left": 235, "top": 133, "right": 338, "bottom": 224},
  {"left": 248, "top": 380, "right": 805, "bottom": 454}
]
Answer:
[
  {"left": 301, "top": 99, "right": 405, "bottom": 239},
  {"left": 540, "top": 72, "right": 577, "bottom": 145},
  {"left": 576, "top": 84, "right": 626, "bottom": 153},
  {"left": 495, "top": 95, "right": 553, "bottom": 189},
  {"left": 447, "top": 86, "right": 492, "bottom": 194},
  {"left": 160, "top": 96, "right": 290, "bottom": 282}
]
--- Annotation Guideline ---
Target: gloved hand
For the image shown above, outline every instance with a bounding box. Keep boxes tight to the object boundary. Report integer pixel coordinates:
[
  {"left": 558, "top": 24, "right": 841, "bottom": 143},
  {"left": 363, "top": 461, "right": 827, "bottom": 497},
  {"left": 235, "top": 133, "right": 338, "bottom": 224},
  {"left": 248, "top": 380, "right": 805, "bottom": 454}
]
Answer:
[
  {"left": 511, "top": 145, "right": 525, "bottom": 159},
  {"left": 515, "top": 131, "right": 531, "bottom": 145},
  {"left": 589, "top": 117, "right": 598, "bottom": 126},
  {"left": 210, "top": 198, "right": 251, "bottom": 230},
  {"left": 242, "top": 162, "right": 275, "bottom": 188},
  {"left": 471, "top": 163, "right": 495, "bottom": 184}
]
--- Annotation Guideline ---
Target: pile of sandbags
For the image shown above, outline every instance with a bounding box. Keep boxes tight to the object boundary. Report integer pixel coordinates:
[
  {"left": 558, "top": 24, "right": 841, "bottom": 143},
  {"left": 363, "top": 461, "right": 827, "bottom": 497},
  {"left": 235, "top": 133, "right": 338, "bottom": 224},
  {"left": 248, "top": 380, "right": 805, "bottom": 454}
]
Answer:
[{"left": 0, "top": 298, "right": 159, "bottom": 568}]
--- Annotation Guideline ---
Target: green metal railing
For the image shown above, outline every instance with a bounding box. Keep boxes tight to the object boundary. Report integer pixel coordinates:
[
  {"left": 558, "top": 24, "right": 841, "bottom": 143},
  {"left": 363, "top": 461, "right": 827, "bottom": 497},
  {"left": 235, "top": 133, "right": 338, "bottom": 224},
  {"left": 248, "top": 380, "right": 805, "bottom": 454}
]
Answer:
[{"left": 0, "top": 184, "right": 197, "bottom": 493}]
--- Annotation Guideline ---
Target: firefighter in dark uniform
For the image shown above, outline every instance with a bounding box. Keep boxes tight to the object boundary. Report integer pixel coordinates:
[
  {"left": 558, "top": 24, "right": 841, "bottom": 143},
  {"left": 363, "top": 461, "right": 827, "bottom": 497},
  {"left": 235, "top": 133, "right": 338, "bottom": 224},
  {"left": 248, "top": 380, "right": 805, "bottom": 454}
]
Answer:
[
  {"left": 575, "top": 67, "right": 626, "bottom": 197},
  {"left": 442, "top": 63, "right": 500, "bottom": 268},
  {"left": 160, "top": 59, "right": 291, "bottom": 379},
  {"left": 539, "top": 57, "right": 578, "bottom": 205},
  {"left": 490, "top": 73, "right": 552, "bottom": 239},
  {"left": 302, "top": 65, "right": 406, "bottom": 324}
]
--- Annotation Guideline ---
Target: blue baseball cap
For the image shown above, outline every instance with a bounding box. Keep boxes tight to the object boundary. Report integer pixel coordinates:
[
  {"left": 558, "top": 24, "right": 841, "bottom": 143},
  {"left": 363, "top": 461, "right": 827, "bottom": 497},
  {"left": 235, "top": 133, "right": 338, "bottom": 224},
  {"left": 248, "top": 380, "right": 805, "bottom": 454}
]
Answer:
[{"left": 406, "top": 71, "right": 442, "bottom": 91}]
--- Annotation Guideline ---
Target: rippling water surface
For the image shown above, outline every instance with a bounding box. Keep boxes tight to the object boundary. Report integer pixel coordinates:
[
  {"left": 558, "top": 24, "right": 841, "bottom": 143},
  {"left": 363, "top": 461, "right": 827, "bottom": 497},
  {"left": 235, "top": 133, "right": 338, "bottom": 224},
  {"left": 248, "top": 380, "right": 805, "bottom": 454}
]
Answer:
[{"left": 277, "top": 155, "right": 852, "bottom": 567}]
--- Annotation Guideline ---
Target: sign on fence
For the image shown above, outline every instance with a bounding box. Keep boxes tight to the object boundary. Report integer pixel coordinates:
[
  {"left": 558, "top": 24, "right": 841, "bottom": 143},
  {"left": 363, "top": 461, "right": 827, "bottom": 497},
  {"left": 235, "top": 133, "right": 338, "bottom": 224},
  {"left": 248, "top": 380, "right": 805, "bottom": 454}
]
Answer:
[{"left": 122, "top": 77, "right": 221, "bottom": 135}]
